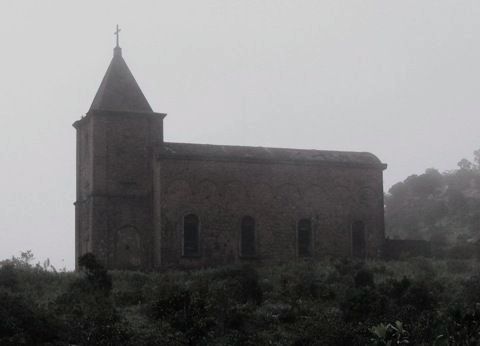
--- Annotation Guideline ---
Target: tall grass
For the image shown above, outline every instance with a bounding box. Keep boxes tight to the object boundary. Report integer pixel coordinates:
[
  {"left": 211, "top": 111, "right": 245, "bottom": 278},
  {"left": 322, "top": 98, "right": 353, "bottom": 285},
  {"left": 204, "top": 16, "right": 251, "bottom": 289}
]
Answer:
[{"left": 1, "top": 255, "right": 480, "bottom": 345}]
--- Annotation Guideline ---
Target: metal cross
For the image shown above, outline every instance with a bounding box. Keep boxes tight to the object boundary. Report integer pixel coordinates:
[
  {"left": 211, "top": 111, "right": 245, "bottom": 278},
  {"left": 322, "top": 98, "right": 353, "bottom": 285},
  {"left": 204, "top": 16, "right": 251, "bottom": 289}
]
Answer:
[{"left": 114, "top": 25, "right": 121, "bottom": 47}]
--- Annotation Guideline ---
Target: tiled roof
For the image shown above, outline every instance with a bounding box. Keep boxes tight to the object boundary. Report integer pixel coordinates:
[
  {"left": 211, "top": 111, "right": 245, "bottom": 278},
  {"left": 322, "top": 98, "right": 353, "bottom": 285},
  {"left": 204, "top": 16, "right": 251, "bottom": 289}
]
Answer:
[{"left": 158, "top": 142, "right": 385, "bottom": 168}]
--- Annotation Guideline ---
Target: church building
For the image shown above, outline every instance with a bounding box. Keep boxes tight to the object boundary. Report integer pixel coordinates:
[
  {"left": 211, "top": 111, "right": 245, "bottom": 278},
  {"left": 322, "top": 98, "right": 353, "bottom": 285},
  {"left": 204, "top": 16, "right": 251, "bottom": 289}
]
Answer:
[{"left": 74, "top": 36, "right": 387, "bottom": 270}]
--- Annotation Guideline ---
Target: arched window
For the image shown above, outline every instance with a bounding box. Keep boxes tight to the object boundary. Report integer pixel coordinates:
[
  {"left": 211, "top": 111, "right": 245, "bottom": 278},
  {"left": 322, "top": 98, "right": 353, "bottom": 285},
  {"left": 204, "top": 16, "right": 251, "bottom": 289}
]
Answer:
[
  {"left": 183, "top": 214, "right": 200, "bottom": 256},
  {"left": 352, "top": 220, "right": 366, "bottom": 259},
  {"left": 240, "top": 216, "right": 256, "bottom": 257},
  {"left": 297, "top": 219, "right": 312, "bottom": 257}
]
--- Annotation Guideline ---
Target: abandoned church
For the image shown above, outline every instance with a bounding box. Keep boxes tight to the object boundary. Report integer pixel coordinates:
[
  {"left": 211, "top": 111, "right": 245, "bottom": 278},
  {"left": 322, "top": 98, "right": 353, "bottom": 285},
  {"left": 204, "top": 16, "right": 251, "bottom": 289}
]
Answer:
[{"left": 74, "top": 37, "right": 387, "bottom": 270}]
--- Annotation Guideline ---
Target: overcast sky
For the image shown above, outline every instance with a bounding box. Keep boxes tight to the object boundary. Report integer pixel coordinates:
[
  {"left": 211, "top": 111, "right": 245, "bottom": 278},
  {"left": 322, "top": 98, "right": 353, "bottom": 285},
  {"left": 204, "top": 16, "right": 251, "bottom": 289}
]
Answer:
[{"left": 1, "top": 1, "right": 479, "bottom": 269}]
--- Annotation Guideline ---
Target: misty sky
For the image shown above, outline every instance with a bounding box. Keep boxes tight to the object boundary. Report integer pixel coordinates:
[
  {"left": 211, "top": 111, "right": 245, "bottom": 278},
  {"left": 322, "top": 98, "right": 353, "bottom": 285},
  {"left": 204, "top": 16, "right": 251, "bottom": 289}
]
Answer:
[{"left": 1, "top": 1, "right": 479, "bottom": 269}]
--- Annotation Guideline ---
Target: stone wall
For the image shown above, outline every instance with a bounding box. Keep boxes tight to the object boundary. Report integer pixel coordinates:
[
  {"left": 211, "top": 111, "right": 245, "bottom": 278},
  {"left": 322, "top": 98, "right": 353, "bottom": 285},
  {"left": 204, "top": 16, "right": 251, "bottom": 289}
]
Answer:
[
  {"left": 157, "top": 158, "right": 385, "bottom": 268},
  {"left": 384, "top": 239, "right": 432, "bottom": 259},
  {"left": 74, "top": 110, "right": 163, "bottom": 270},
  {"left": 75, "top": 111, "right": 385, "bottom": 270}
]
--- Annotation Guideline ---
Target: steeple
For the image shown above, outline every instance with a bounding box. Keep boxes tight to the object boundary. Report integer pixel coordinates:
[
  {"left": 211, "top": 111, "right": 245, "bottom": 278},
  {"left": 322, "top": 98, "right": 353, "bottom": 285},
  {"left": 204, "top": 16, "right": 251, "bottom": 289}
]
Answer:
[{"left": 90, "top": 26, "right": 153, "bottom": 113}]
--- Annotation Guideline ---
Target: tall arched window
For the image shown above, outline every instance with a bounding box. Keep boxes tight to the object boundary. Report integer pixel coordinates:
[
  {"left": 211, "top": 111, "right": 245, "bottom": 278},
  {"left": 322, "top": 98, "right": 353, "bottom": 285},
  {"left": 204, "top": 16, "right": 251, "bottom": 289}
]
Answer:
[
  {"left": 240, "top": 216, "right": 256, "bottom": 257},
  {"left": 183, "top": 214, "right": 200, "bottom": 256},
  {"left": 352, "top": 220, "right": 366, "bottom": 259},
  {"left": 297, "top": 219, "right": 312, "bottom": 257}
]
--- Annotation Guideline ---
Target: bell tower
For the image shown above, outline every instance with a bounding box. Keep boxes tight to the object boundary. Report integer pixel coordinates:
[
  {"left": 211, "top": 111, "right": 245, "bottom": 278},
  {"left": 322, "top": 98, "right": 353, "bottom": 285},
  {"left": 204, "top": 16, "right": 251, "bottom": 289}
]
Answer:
[{"left": 73, "top": 28, "right": 166, "bottom": 269}]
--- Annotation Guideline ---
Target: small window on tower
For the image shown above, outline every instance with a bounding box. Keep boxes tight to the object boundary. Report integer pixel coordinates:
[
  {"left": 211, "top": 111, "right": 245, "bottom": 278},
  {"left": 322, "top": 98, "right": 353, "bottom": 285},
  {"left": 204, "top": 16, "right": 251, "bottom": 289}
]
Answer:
[
  {"left": 297, "top": 219, "right": 312, "bottom": 257},
  {"left": 240, "top": 216, "right": 256, "bottom": 257},
  {"left": 183, "top": 214, "right": 200, "bottom": 256}
]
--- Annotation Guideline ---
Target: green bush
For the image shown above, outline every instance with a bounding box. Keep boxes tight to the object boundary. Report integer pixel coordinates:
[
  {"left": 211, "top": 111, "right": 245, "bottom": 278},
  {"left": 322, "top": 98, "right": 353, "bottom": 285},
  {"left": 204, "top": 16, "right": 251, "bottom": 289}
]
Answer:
[
  {"left": 3, "top": 255, "right": 480, "bottom": 344},
  {"left": 0, "top": 288, "right": 57, "bottom": 345},
  {"left": 112, "top": 270, "right": 150, "bottom": 306},
  {"left": 0, "top": 264, "right": 18, "bottom": 290}
]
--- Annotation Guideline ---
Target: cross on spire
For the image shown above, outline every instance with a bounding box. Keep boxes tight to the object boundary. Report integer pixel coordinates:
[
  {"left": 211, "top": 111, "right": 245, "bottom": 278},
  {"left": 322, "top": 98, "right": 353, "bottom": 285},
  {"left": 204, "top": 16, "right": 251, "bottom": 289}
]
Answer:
[{"left": 114, "top": 25, "right": 121, "bottom": 47}]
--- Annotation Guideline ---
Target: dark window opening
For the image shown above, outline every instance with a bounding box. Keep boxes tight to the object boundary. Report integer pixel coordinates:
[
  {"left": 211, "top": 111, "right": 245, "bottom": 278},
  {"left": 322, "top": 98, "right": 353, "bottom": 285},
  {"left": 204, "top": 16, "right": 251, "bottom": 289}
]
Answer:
[
  {"left": 184, "top": 214, "right": 200, "bottom": 256},
  {"left": 298, "top": 219, "right": 312, "bottom": 257},
  {"left": 352, "top": 220, "right": 366, "bottom": 259},
  {"left": 241, "top": 216, "right": 256, "bottom": 257}
]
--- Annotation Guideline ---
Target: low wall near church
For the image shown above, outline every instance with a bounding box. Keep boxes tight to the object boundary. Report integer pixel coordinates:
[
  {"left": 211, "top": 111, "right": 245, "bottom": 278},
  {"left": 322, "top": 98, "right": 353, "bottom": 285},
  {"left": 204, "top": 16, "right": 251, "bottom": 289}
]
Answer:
[{"left": 384, "top": 239, "right": 431, "bottom": 259}]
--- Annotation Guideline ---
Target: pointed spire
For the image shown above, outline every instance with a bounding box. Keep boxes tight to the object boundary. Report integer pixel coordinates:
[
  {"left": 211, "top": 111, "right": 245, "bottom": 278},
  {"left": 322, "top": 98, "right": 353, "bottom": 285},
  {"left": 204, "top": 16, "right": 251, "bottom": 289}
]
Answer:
[{"left": 89, "top": 26, "right": 153, "bottom": 113}]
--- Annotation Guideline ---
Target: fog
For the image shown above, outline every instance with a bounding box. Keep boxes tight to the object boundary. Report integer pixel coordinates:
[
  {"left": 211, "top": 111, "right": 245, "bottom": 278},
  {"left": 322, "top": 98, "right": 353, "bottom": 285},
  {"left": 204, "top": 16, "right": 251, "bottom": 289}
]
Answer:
[{"left": 1, "top": 1, "right": 479, "bottom": 269}]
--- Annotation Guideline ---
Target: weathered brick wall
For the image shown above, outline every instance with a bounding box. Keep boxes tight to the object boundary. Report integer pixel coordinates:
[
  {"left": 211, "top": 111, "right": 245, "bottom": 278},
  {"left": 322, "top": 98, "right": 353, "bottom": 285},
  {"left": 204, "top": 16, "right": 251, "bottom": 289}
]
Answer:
[
  {"left": 75, "top": 110, "right": 384, "bottom": 270},
  {"left": 74, "top": 116, "right": 94, "bottom": 269},
  {"left": 157, "top": 158, "right": 385, "bottom": 268},
  {"left": 74, "top": 110, "right": 163, "bottom": 270},
  {"left": 89, "top": 196, "right": 154, "bottom": 269}
]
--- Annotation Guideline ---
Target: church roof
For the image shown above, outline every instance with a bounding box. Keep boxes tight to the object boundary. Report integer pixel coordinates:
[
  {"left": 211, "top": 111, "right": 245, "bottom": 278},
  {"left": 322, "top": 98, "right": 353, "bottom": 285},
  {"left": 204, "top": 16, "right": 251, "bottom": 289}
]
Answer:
[
  {"left": 90, "top": 46, "right": 153, "bottom": 112},
  {"left": 158, "top": 142, "right": 386, "bottom": 168}
]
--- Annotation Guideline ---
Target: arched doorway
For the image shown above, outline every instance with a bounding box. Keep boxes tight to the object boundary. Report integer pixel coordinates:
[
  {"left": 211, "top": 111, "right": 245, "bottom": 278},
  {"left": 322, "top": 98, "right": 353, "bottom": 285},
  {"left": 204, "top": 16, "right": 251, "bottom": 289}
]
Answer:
[{"left": 115, "top": 226, "right": 142, "bottom": 269}]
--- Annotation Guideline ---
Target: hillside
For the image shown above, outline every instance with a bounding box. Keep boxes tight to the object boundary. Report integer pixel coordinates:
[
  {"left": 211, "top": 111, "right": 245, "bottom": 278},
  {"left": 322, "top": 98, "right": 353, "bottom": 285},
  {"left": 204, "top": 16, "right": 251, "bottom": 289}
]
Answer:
[{"left": 2, "top": 253, "right": 480, "bottom": 345}]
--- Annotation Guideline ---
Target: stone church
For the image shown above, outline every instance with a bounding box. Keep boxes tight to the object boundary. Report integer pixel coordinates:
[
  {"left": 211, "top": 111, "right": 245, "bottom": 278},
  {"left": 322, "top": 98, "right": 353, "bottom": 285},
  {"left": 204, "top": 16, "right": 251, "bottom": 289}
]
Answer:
[{"left": 74, "top": 39, "right": 387, "bottom": 270}]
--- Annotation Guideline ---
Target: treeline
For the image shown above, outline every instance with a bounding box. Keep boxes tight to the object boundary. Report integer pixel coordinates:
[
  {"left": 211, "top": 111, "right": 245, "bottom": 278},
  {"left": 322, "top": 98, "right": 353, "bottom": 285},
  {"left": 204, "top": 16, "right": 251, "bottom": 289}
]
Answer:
[
  {"left": 386, "top": 149, "right": 480, "bottom": 245},
  {"left": 2, "top": 252, "right": 480, "bottom": 345}
]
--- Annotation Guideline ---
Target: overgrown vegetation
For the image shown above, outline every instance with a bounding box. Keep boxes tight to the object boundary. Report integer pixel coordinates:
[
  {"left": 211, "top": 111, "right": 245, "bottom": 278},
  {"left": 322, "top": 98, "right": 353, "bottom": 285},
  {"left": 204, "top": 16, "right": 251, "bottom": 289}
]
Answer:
[
  {"left": 386, "top": 148, "right": 480, "bottom": 246},
  {"left": 2, "top": 253, "right": 480, "bottom": 345}
]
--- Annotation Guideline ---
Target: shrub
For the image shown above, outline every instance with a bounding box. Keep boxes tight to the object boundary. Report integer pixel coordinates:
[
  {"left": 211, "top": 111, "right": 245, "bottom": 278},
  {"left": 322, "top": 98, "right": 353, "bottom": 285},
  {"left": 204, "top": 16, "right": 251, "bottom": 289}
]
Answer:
[
  {"left": 354, "top": 268, "right": 375, "bottom": 288},
  {"left": 0, "top": 265, "right": 18, "bottom": 290},
  {"left": 54, "top": 277, "right": 130, "bottom": 345},
  {"left": 1, "top": 256, "right": 480, "bottom": 344},
  {"left": 209, "top": 265, "right": 263, "bottom": 304},
  {"left": 112, "top": 271, "right": 150, "bottom": 306},
  {"left": 370, "top": 321, "right": 409, "bottom": 345},
  {"left": 0, "top": 289, "right": 57, "bottom": 345},
  {"left": 78, "top": 253, "right": 112, "bottom": 293},
  {"left": 381, "top": 276, "right": 440, "bottom": 312},
  {"left": 461, "top": 274, "right": 480, "bottom": 305},
  {"left": 443, "top": 304, "right": 480, "bottom": 344},
  {"left": 400, "top": 280, "right": 438, "bottom": 311},
  {"left": 341, "top": 286, "right": 388, "bottom": 322},
  {"left": 448, "top": 244, "right": 478, "bottom": 260},
  {"left": 148, "top": 280, "right": 214, "bottom": 344},
  {"left": 446, "top": 259, "right": 472, "bottom": 274},
  {"left": 408, "top": 257, "right": 436, "bottom": 280}
]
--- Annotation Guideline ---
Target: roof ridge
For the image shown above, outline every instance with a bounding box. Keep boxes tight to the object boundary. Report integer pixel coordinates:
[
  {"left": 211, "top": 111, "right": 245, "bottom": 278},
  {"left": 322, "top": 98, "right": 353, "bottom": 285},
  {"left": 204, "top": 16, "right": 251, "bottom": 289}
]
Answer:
[
  {"left": 160, "top": 142, "right": 385, "bottom": 167},
  {"left": 163, "top": 141, "right": 372, "bottom": 155}
]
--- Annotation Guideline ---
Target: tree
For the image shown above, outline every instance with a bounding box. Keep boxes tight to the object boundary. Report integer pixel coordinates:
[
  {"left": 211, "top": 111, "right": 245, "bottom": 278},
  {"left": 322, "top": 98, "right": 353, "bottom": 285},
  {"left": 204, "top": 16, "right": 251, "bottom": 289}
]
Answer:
[
  {"left": 458, "top": 158, "right": 473, "bottom": 170},
  {"left": 385, "top": 150, "right": 480, "bottom": 242}
]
